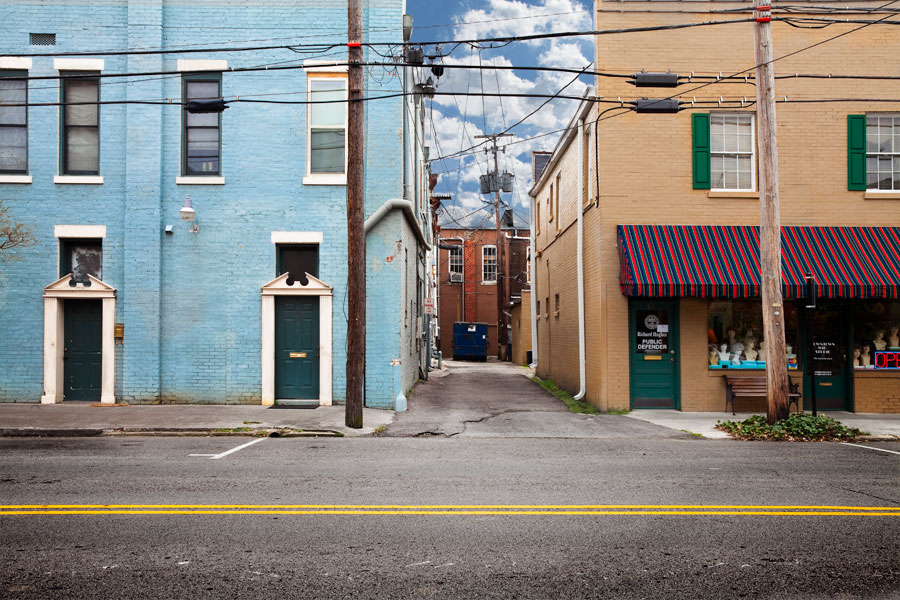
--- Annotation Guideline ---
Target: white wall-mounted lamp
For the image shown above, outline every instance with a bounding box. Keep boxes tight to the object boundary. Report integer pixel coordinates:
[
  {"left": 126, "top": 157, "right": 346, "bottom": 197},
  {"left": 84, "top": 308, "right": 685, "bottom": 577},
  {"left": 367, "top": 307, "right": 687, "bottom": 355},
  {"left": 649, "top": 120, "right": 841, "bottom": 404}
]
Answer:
[{"left": 180, "top": 195, "right": 199, "bottom": 233}]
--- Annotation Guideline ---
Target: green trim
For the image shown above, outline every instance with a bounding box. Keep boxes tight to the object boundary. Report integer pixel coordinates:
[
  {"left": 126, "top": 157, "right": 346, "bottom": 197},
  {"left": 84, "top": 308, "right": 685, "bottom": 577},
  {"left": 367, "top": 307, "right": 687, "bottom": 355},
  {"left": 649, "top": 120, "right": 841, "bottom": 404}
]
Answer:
[
  {"left": 182, "top": 73, "right": 222, "bottom": 176},
  {"left": 847, "top": 114, "right": 866, "bottom": 191},
  {"left": 692, "top": 113, "right": 711, "bottom": 190}
]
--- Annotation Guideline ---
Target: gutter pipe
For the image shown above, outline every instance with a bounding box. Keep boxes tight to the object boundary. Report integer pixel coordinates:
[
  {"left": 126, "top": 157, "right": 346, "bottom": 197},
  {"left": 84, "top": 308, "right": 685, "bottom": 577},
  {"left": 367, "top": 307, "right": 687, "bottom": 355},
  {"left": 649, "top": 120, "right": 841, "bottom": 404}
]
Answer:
[
  {"left": 365, "top": 198, "right": 431, "bottom": 250},
  {"left": 573, "top": 116, "right": 587, "bottom": 401},
  {"left": 528, "top": 193, "right": 538, "bottom": 369}
]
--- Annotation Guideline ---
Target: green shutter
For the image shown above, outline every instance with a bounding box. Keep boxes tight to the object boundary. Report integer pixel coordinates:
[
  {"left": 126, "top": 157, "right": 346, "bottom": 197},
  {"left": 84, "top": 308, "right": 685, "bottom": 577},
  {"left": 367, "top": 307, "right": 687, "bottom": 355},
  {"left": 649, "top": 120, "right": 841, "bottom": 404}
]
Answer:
[
  {"left": 848, "top": 114, "right": 866, "bottom": 191},
  {"left": 692, "top": 113, "right": 711, "bottom": 190}
]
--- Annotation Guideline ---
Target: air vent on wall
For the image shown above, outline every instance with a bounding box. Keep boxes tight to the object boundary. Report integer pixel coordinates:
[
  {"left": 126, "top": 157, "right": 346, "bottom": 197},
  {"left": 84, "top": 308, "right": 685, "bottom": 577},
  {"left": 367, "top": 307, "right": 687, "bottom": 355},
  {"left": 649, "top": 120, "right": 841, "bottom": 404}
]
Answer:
[{"left": 30, "top": 33, "right": 56, "bottom": 46}]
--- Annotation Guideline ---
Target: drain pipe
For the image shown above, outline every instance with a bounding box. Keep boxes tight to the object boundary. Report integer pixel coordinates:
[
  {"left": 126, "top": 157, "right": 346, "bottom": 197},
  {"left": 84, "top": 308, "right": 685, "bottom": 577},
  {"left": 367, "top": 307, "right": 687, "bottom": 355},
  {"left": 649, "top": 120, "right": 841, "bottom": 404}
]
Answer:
[{"left": 573, "top": 116, "right": 587, "bottom": 401}]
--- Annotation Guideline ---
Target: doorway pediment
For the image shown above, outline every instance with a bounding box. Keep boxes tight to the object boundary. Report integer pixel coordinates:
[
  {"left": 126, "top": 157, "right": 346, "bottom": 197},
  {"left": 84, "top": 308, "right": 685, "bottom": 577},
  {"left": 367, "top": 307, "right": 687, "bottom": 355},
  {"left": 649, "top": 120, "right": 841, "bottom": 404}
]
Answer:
[
  {"left": 261, "top": 272, "right": 332, "bottom": 296},
  {"left": 44, "top": 274, "right": 116, "bottom": 298}
]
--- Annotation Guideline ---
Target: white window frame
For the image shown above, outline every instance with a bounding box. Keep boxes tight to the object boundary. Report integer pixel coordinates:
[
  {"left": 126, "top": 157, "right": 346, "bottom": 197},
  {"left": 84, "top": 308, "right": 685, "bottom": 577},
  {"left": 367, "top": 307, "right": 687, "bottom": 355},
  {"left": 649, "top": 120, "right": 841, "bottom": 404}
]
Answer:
[
  {"left": 710, "top": 113, "right": 756, "bottom": 192},
  {"left": 303, "top": 67, "right": 348, "bottom": 186},
  {"left": 482, "top": 245, "right": 497, "bottom": 284},
  {"left": 448, "top": 246, "right": 463, "bottom": 282},
  {"left": 866, "top": 113, "right": 900, "bottom": 191}
]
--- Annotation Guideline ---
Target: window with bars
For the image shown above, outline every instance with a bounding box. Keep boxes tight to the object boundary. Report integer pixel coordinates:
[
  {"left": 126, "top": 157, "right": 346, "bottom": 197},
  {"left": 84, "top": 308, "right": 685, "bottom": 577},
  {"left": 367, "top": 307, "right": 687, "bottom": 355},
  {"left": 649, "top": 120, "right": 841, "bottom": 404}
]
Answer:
[
  {"left": 866, "top": 114, "right": 900, "bottom": 190},
  {"left": 0, "top": 73, "right": 27, "bottom": 173},
  {"left": 61, "top": 74, "right": 99, "bottom": 175},
  {"left": 482, "top": 245, "right": 497, "bottom": 283},
  {"left": 448, "top": 246, "right": 463, "bottom": 282},
  {"left": 710, "top": 113, "right": 754, "bottom": 191},
  {"left": 308, "top": 77, "right": 347, "bottom": 175},
  {"left": 183, "top": 74, "right": 221, "bottom": 175}
]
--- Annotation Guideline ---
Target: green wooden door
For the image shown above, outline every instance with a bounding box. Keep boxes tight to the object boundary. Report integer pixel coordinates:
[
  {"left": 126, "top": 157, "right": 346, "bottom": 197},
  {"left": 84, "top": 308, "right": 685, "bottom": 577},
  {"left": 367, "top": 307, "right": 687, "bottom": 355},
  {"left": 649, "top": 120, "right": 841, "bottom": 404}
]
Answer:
[
  {"left": 804, "top": 305, "right": 850, "bottom": 410},
  {"left": 275, "top": 297, "right": 320, "bottom": 399},
  {"left": 629, "top": 299, "right": 680, "bottom": 409},
  {"left": 63, "top": 299, "right": 102, "bottom": 401}
]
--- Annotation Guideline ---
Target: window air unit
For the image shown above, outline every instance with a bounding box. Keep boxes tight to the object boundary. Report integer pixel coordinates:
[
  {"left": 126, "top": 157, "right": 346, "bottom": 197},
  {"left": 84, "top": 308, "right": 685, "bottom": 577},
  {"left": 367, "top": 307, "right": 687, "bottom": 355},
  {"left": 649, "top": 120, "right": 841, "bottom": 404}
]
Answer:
[{"left": 450, "top": 272, "right": 462, "bottom": 283}]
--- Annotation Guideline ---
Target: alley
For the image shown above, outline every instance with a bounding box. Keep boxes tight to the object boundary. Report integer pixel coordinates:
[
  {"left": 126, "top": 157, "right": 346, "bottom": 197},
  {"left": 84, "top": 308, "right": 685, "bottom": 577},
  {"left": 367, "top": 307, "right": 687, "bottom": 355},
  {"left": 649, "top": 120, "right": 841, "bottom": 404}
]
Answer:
[{"left": 383, "top": 360, "right": 687, "bottom": 439}]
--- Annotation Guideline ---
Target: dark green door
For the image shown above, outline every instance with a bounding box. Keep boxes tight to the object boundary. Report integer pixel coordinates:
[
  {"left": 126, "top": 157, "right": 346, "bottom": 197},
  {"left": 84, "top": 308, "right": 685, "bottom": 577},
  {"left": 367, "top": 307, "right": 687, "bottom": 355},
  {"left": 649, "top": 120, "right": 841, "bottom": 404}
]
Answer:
[
  {"left": 629, "top": 299, "right": 680, "bottom": 409},
  {"left": 275, "top": 297, "right": 320, "bottom": 399},
  {"left": 804, "top": 305, "right": 850, "bottom": 410},
  {"left": 63, "top": 299, "right": 102, "bottom": 401}
]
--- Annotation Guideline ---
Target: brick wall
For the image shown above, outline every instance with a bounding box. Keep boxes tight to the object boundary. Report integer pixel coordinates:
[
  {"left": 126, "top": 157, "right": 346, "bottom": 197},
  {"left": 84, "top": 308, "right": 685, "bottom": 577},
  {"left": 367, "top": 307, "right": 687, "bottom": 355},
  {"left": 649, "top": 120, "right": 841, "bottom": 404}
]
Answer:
[
  {"left": 528, "top": 0, "right": 900, "bottom": 412},
  {"left": 0, "top": 0, "right": 423, "bottom": 407}
]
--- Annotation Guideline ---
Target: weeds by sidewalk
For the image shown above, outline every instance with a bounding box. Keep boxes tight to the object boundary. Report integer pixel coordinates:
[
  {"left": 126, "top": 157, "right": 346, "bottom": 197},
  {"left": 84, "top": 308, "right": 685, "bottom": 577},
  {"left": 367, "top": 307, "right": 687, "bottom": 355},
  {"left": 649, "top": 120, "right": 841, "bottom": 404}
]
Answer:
[
  {"left": 716, "top": 413, "right": 866, "bottom": 441},
  {"left": 530, "top": 376, "right": 601, "bottom": 415}
]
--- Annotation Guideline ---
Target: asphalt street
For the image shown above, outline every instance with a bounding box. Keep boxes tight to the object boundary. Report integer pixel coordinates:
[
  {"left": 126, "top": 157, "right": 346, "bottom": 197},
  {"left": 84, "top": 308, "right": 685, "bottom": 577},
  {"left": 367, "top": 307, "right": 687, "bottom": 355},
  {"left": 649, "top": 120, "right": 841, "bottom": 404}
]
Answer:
[{"left": 2, "top": 435, "right": 899, "bottom": 599}]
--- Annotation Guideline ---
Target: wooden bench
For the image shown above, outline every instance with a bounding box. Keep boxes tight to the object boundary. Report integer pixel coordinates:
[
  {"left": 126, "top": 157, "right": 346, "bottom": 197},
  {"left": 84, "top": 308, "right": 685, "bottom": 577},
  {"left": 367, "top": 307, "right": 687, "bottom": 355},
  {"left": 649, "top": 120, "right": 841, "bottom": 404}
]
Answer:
[{"left": 725, "top": 374, "right": 802, "bottom": 415}]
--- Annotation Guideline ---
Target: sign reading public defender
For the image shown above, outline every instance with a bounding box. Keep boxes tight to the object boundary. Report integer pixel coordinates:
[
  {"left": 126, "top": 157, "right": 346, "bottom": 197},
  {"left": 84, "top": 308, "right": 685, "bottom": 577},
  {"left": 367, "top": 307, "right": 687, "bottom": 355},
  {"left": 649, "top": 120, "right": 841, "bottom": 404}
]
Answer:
[{"left": 635, "top": 310, "right": 669, "bottom": 354}]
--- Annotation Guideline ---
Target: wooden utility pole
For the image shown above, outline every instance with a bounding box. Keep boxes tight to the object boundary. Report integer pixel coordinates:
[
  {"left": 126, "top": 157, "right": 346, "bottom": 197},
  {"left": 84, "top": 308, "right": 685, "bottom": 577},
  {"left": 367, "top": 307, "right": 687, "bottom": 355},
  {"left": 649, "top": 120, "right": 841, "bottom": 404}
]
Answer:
[
  {"left": 475, "top": 133, "right": 513, "bottom": 360},
  {"left": 754, "top": 1, "right": 791, "bottom": 423},
  {"left": 345, "top": 0, "right": 364, "bottom": 428}
]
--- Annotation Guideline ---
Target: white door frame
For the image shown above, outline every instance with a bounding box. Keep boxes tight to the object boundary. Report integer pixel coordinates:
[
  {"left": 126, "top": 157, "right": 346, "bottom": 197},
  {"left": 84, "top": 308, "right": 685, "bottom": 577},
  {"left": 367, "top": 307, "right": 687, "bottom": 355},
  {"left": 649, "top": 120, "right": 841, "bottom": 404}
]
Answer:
[
  {"left": 261, "top": 272, "right": 333, "bottom": 406},
  {"left": 41, "top": 274, "right": 116, "bottom": 404}
]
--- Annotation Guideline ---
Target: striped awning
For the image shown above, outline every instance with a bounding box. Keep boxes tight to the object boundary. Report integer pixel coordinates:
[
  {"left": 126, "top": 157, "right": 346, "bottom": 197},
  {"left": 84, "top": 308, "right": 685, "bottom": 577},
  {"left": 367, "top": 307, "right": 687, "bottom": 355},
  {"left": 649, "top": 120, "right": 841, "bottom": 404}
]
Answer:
[{"left": 618, "top": 225, "right": 900, "bottom": 299}]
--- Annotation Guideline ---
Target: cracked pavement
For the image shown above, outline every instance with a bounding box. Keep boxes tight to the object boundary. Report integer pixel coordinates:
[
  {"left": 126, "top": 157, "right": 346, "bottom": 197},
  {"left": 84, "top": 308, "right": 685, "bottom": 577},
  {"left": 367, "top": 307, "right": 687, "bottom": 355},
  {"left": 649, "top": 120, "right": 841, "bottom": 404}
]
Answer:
[{"left": 382, "top": 360, "right": 688, "bottom": 439}]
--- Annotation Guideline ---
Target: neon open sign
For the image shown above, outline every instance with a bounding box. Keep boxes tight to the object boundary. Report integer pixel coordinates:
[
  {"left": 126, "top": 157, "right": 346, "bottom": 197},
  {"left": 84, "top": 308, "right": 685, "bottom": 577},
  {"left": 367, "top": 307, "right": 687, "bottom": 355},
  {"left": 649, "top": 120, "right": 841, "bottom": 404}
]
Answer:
[{"left": 875, "top": 351, "right": 900, "bottom": 370}]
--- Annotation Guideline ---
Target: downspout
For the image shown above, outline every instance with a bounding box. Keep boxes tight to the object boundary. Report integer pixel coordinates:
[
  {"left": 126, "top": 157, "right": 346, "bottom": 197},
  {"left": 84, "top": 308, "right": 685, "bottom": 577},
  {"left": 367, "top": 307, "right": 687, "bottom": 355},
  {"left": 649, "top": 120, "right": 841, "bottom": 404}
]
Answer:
[
  {"left": 573, "top": 117, "right": 587, "bottom": 401},
  {"left": 528, "top": 194, "right": 538, "bottom": 369}
]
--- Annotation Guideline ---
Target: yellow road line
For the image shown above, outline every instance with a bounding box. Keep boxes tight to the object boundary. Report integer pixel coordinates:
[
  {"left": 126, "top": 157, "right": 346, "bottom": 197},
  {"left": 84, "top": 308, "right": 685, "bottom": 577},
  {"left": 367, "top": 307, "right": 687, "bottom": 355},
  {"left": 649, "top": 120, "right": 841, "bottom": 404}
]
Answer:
[
  {"left": 2, "top": 504, "right": 899, "bottom": 510},
  {"left": 1, "top": 509, "right": 898, "bottom": 516}
]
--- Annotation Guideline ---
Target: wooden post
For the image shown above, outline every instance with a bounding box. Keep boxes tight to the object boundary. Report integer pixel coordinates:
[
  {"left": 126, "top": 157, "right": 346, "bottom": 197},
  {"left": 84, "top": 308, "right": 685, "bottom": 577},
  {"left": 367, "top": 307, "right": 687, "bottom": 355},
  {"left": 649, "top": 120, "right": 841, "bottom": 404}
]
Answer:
[
  {"left": 492, "top": 145, "right": 506, "bottom": 361},
  {"left": 345, "top": 0, "right": 364, "bottom": 428},
  {"left": 754, "top": 1, "right": 791, "bottom": 423}
]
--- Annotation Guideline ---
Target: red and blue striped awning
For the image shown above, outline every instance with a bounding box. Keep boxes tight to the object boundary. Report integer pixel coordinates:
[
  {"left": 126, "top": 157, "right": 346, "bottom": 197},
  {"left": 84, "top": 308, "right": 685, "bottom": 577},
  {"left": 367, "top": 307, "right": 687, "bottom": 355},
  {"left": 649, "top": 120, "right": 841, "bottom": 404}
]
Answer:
[{"left": 618, "top": 225, "right": 900, "bottom": 299}]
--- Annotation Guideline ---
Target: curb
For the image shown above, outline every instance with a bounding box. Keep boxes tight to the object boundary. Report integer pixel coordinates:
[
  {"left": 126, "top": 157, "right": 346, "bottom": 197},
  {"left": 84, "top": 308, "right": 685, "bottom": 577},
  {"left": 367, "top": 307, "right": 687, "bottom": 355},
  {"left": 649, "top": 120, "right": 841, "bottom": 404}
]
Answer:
[{"left": 0, "top": 428, "right": 344, "bottom": 438}]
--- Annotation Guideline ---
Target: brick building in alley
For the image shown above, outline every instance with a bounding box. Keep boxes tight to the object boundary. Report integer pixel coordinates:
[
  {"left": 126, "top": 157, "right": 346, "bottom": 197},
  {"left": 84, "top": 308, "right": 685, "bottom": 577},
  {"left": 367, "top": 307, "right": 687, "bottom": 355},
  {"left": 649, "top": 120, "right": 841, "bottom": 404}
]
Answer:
[{"left": 437, "top": 226, "right": 530, "bottom": 361}]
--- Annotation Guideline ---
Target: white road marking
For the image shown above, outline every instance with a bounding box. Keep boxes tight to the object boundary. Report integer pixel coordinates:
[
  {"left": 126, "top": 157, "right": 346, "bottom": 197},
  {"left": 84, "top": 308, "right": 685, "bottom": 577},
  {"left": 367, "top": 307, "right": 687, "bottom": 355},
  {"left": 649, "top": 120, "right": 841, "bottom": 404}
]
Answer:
[
  {"left": 842, "top": 442, "right": 900, "bottom": 455},
  {"left": 211, "top": 437, "right": 267, "bottom": 459}
]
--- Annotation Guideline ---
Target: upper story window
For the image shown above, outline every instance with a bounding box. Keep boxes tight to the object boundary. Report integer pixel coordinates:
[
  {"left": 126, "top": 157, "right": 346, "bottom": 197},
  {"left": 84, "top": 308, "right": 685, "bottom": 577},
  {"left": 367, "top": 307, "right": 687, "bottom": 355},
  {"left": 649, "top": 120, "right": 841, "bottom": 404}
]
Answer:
[
  {"left": 61, "top": 74, "right": 99, "bottom": 175},
  {"left": 710, "top": 113, "right": 755, "bottom": 191},
  {"left": 866, "top": 114, "right": 900, "bottom": 190},
  {"left": 183, "top": 74, "right": 222, "bottom": 176},
  {"left": 0, "top": 72, "right": 27, "bottom": 174},
  {"left": 308, "top": 77, "right": 347, "bottom": 176},
  {"left": 526, "top": 245, "right": 531, "bottom": 284},
  {"left": 554, "top": 173, "right": 561, "bottom": 230},
  {"left": 482, "top": 245, "right": 497, "bottom": 283},
  {"left": 448, "top": 246, "right": 463, "bottom": 282}
]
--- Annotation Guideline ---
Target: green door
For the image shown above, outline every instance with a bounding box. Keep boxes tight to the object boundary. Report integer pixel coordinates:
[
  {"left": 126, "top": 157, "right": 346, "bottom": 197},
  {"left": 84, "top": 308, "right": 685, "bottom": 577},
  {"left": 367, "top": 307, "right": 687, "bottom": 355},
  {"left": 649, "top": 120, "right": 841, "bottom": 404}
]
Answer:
[
  {"left": 275, "top": 297, "right": 320, "bottom": 399},
  {"left": 804, "top": 305, "right": 850, "bottom": 410},
  {"left": 629, "top": 299, "right": 680, "bottom": 409},
  {"left": 63, "top": 299, "right": 102, "bottom": 401}
]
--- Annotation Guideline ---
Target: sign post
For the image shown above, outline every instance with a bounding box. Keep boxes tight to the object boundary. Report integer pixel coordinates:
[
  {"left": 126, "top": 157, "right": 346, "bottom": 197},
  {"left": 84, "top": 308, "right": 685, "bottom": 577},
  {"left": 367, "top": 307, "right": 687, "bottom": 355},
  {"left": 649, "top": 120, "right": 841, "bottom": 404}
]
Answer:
[{"left": 805, "top": 274, "right": 818, "bottom": 416}]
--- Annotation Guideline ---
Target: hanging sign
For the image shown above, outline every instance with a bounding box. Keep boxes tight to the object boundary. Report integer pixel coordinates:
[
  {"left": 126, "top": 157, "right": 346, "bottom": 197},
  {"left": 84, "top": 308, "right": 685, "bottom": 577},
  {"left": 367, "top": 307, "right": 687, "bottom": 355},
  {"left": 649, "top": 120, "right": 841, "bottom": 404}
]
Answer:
[{"left": 635, "top": 310, "right": 668, "bottom": 354}]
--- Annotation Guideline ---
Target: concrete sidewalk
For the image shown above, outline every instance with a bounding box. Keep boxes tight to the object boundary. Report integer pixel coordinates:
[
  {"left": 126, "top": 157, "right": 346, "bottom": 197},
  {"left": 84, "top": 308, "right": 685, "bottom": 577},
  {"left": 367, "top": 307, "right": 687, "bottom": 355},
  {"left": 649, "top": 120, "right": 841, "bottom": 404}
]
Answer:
[
  {"left": 0, "top": 403, "right": 394, "bottom": 437},
  {"left": 625, "top": 409, "right": 900, "bottom": 440}
]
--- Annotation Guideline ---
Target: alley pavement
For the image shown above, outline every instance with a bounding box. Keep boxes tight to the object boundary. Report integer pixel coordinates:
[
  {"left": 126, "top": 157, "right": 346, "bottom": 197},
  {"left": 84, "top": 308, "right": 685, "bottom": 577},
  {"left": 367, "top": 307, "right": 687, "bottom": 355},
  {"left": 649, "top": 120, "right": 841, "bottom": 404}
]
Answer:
[{"left": 382, "top": 359, "right": 689, "bottom": 439}]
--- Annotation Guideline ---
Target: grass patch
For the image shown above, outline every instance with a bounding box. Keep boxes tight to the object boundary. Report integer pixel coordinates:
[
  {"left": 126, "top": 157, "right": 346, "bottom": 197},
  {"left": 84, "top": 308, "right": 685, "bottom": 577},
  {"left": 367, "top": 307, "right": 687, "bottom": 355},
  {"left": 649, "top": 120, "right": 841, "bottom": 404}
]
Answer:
[
  {"left": 212, "top": 426, "right": 254, "bottom": 433},
  {"left": 681, "top": 429, "right": 703, "bottom": 438},
  {"left": 716, "top": 414, "right": 866, "bottom": 441},
  {"left": 607, "top": 407, "right": 631, "bottom": 416},
  {"left": 530, "top": 376, "right": 600, "bottom": 414},
  {"left": 372, "top": 424, "right": 388, "bottom": 436}
]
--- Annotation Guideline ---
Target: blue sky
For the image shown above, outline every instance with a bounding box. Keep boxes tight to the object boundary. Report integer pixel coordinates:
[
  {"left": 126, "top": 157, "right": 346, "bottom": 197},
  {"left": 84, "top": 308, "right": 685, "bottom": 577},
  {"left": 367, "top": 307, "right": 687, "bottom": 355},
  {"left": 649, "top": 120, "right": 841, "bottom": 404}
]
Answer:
[{"left": 405, "top": 0, "right": 593, "bottom": 228}]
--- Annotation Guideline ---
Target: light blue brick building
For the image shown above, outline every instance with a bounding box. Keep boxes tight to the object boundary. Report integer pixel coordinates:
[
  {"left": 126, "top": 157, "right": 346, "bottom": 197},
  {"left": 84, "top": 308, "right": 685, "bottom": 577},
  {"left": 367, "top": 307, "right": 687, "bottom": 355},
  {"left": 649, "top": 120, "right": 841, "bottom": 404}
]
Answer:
[{"left": 0, "top": 0, "right": 433, "bottom": 409}]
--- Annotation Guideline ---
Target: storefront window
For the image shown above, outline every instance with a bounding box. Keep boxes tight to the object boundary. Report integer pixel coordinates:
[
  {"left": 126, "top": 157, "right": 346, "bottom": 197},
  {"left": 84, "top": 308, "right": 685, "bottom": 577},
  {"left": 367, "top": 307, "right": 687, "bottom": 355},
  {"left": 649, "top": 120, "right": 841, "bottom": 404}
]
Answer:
[
  {"left": 852, "top": 300, "right": 900, "bottom": 370},
  {"left": 707, "top": 300, "right": 798, "bottom": 370}
]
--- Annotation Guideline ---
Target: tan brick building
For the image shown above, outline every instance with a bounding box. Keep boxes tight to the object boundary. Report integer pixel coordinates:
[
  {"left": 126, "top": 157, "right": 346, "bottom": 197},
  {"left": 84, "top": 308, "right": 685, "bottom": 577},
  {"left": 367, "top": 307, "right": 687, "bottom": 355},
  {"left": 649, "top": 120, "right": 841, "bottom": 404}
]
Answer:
[{"left": 529, "top": 0, "right": 900, "bottom": 413}]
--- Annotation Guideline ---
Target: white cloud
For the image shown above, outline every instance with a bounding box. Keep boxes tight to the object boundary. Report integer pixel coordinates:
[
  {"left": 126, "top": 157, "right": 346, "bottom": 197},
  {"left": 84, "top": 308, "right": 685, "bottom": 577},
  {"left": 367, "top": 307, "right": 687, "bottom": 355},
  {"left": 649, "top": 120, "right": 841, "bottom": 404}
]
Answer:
[{"left": 427, "top": 0, "right": 592, "bottom": 227}]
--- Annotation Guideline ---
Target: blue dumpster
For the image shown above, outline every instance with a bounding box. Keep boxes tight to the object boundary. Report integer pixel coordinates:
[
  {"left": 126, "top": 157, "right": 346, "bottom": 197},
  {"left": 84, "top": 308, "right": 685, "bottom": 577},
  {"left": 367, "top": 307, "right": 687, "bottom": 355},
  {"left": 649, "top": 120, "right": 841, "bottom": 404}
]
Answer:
[{"left": 453, "top": 322, "right": 488, "bottom": 361}]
